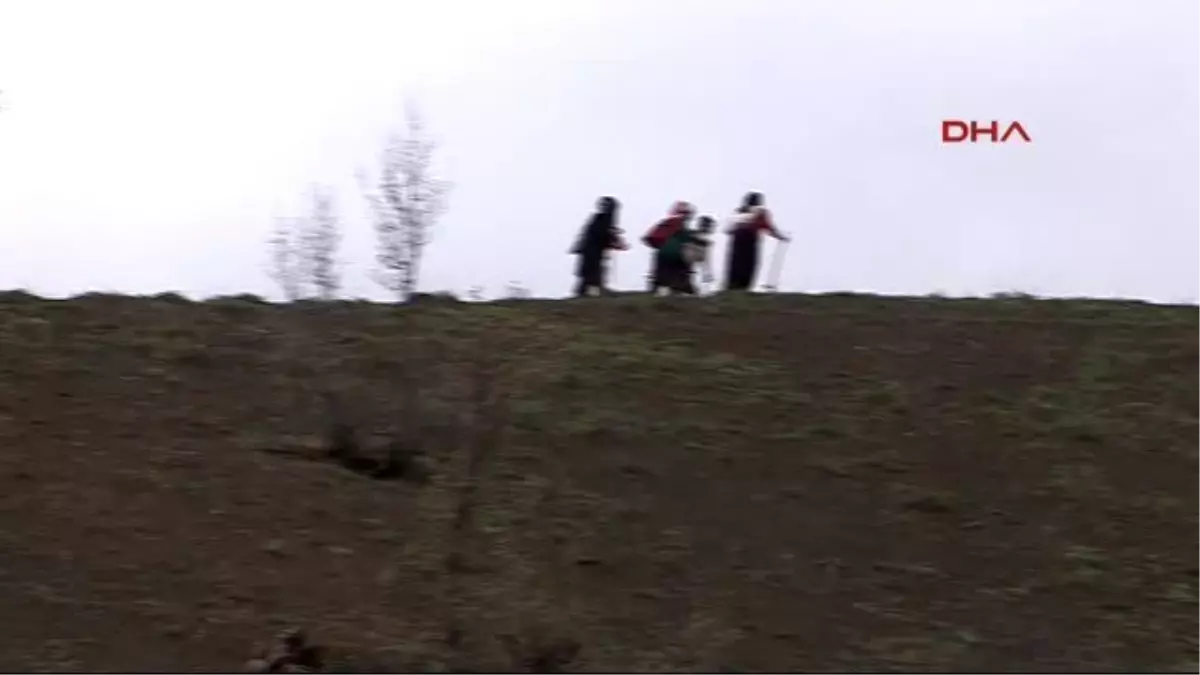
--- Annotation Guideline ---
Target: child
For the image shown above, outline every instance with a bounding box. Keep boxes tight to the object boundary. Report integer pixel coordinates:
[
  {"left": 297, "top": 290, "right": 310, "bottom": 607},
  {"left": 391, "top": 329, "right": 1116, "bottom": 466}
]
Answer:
[
  {"left": 680, "top": 215, "right": 716, "bottom": 295},
  {"left": 570, "top": 196, "right": 628, "bottom": 297}
]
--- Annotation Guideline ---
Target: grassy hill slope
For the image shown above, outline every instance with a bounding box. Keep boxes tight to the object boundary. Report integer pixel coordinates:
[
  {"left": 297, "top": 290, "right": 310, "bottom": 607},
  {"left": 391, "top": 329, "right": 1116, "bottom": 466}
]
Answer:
[{"left": 0, "top": 291, "right": 1195, "bottom": 672}]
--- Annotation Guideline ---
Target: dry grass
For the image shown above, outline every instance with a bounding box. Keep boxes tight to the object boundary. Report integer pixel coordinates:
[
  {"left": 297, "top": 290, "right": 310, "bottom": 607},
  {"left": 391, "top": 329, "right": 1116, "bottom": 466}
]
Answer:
[{"left": 0, "top": 290, "right": 1195, "bottom": 672}]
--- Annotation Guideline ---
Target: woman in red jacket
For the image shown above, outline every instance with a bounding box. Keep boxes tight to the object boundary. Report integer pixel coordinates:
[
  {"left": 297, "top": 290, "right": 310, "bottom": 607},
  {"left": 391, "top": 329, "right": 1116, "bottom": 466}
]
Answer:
[
  {"left": 642, "top": 201, "right": 695, "bottom": 294},
  {"left": 723, "top": 192, "right": 788, "bottom": 292}
]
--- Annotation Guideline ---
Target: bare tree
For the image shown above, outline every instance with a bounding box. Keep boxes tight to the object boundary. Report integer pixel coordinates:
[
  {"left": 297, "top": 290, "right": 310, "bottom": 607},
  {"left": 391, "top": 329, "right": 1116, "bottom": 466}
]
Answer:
[
  {"left": 266, "top": 185, "right": 343, "bottom": 301},
  {"left": 504, "top": 281, "right": 532, "bottom": 299},
  {"left": 362, "top": 103, "right": 451, "bottom": 302},
  {"left": 267, "top": 215, "right": 305, "bottom": 302},
  {"left": 301, "top": 186, "right": 342, "bottom": 300}
]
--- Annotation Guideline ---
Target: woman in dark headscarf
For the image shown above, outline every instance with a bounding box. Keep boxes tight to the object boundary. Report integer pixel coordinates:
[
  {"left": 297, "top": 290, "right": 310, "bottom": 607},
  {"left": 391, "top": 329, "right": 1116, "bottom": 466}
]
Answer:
[
  {"left": 723, "top": 191, "right": 788, "bottom": 292},
  {"left": 570, "top": 196, "right": 628, "bottom": 297},
  {"left": 642, "top": 200, "right": 695, "bottom": 295}
]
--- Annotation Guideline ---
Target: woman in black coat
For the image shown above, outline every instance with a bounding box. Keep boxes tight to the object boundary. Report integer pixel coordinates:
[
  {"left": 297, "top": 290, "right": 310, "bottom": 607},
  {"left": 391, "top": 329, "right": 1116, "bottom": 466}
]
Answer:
[
  {"left": 723, "top": 192, "right": 789, "bottom": 292},
  {"left": 570, "top": 196, "right": 628, "bottom": 297}
]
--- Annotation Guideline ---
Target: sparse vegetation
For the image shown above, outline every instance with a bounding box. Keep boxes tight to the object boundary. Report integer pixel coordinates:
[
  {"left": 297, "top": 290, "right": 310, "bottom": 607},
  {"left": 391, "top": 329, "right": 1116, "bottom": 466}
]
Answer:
[
  {"left": 505, "top": 282, "right": 533, "bottom": 300},
  {"left": 268, "top": 185, "right": 345, "bottom": 302},
  {"left": 0, "top": 291, "right": 1194, "bottom": 672},
  {"left": 360, "top": 104, "right": 451, "bottom": 302}
]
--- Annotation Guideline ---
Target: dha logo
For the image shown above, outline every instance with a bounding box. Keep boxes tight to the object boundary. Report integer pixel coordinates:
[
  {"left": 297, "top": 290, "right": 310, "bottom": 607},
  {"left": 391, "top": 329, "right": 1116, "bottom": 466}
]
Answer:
[{"left": 942, "top": 120, "right": 1031, "bottom": 144}]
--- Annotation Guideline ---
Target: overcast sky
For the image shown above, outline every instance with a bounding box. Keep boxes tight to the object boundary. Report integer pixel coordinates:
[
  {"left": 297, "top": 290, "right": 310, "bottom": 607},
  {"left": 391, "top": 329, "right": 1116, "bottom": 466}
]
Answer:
[{"left": 0, "top": 0, "right": 1196, "bottom": 302}]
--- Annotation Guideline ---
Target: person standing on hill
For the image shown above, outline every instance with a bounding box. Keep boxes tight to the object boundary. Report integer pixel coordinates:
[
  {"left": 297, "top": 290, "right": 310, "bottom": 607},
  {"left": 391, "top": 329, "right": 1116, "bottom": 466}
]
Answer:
[
  {"left": 680, "top": 215, "right": 716, "bottom": 295},
  {"left": 642, "top": 201, "right": 695, "bottom": 295},
  {"left": 656, "top": 214, "right": 716, "bottom": 296},
  {"left": 723, "top": 192, "right": 788, "bottom": 292},
  {"left": 570, "top": 196, "right": 628, "bottom": 297}
]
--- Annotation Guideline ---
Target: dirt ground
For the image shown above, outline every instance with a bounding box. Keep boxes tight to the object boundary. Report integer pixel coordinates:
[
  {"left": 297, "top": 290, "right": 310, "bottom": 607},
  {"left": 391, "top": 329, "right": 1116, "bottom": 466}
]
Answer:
[{"left": 0, "top": 290, "right": 1195, "bottom": 672}]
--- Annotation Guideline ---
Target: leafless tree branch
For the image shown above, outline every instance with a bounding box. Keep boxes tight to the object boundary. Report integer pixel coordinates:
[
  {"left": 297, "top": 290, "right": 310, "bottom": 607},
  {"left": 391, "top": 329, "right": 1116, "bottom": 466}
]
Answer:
[
  {"left": 266, "top": 185, "right": 344, "bottom": 302},
  {"left": 363, "top": 103, "right": 451, "bottom": 302}
]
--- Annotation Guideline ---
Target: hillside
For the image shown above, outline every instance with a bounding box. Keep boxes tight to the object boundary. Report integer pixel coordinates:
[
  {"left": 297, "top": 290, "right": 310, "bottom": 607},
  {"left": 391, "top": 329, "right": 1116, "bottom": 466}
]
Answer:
[{"left": 0, "top": 290, "right": 1196, "bottom": 672}]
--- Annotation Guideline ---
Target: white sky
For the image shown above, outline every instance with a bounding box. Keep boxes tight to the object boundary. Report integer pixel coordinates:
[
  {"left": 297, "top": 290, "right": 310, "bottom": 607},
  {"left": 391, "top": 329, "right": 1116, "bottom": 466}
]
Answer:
[{"left": 0, "top": 0, "right": 1197, "bottom": 302}]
